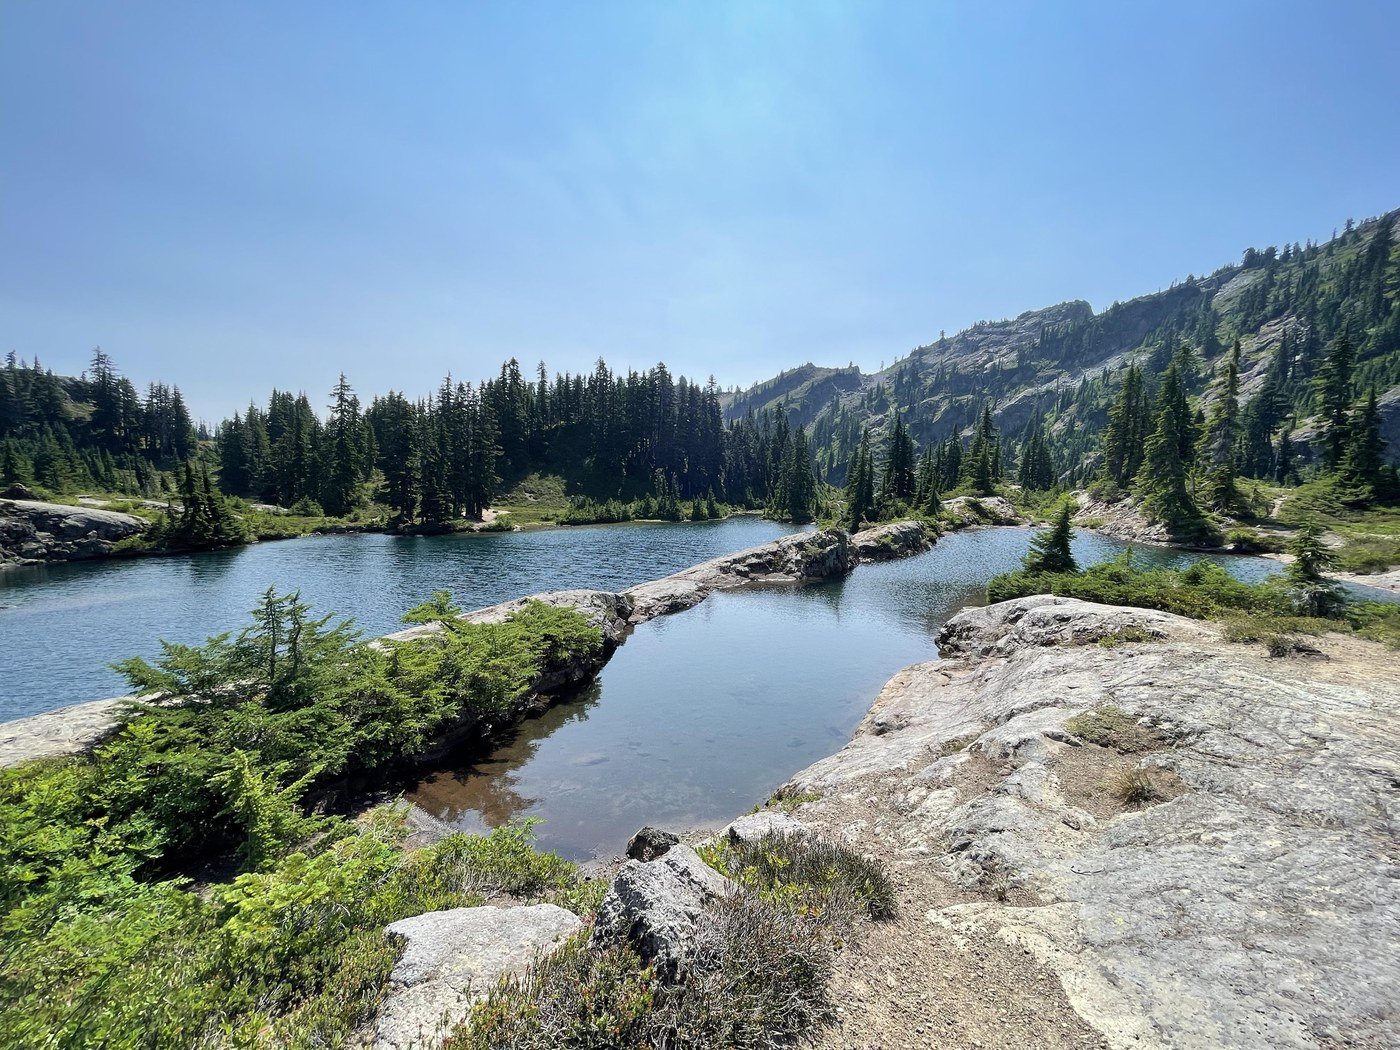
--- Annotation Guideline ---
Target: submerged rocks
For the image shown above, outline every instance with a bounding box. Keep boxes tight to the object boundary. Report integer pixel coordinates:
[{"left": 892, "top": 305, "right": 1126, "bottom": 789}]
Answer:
[
  {"left": 625, "top": 529, "right": 854, "bottom": 622},
  {"left": 372, "top": 904, "right": 582, "bottom": 1049},
  {"left": 592, "top": 844, "right": 735, "bottom": 972},
  {"left": 0, "top": 499, "right": 147, "bottom": 567},
  {"left": 850, "top": 520, "right": 935, "bottom": 562}
]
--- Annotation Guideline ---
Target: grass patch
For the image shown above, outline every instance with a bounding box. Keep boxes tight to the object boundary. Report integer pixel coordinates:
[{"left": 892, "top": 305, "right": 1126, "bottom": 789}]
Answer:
[
  {"left": 763, "top": 786, "right": 823, "bottom": 811},
  {"left": 935, "top": 731, "right": 983, "bottom": 757},
  {"left": 1095, "top": 626, "right": 1155, "bottom": 648},
  {"left": 1109, "top": 767, "right": 1165, "bottom": 808},
  {"left": 1065, "top": 706, "right": 1160, "bottom": 753}
]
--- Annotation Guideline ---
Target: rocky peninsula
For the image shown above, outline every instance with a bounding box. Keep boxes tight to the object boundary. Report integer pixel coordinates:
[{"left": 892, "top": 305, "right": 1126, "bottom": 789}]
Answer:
[{"left": 0, "top": 523, "right": 932, "bottom": 768}]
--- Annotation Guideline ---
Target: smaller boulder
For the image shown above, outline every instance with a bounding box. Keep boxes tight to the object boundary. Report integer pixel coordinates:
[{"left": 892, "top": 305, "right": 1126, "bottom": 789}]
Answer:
[
  {"left": 626, "top": 826, "right": 679, "bottom": 861},
  {"left": 592, "top": 844, "right": 735, "bottom": 972},
  {"left": 721, "top": 810, "right": 805, "bottom": 845},
  {"left": 1, "top": 484, "right": 36, "bottom": 500},
  {"left": 373, "top": 904, "right": 581, "bottom": 1050}
]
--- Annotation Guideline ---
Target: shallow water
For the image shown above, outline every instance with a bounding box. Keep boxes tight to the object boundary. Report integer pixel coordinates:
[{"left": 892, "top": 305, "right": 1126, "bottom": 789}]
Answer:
[
  {"left": 0, "top": 517, "right": 800, "bottom": 719},
  {"left": 405, "top": 529, "right": 1318, "bottom": 861}
]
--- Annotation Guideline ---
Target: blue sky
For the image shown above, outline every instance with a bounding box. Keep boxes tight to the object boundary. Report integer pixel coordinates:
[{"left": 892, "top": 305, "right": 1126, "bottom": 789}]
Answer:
[{"left": 3, "top": 1, "right": 1398, "bottom": 422}]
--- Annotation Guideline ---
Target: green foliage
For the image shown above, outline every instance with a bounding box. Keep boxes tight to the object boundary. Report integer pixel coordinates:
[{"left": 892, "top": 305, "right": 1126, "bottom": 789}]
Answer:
[
  {"left": 452, "top": 894, "right": 836, "bottom": 1050},
  {"left": 1285, "top": 520, "right": 1345, "bottom": 617},
  {"left": 988, "top": 553, "right": 1286, "bottom": 621},
  {"left": 1064, "top": 707, "right": 1159, "bottom": 752},
  {"left": 1023, "top": 499, "right": 1077, "bottom": 574},
  {"left": 702, "top": 831, "right": 897, "bottom": 927}
]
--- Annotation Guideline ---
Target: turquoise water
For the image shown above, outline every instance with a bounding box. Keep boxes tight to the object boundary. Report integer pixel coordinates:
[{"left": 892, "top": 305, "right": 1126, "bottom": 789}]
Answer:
[{"left": 0, "top": 518, "right": 800, "bottom": 720}]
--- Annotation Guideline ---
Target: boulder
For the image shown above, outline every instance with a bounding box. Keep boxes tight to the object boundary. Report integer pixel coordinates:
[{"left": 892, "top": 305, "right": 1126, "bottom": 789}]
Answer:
[
  {"left": 721, "top": 810, "right": 805, "bottom": 845},
  {"left": 851, "top": 520, "right": 935, "bottom": 562},
  {"left": 941, "top": 495, "right": 1024, "bottom": 528},
  {"left": 626, "top": 826, "right": 679, "bottom": 861},
  {"left": 592, "top": 844, "right": 735, "bottom": 972},
  {"left": 936, "top": 594, "right": 1191, "bottom": 659},
  {"left": 372, "top": 904, "right": 582, "bottom": 1050}
]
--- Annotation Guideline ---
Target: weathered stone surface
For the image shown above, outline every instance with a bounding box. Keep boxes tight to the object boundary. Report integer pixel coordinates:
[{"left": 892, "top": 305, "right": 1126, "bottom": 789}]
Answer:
[
  {"left": 935, "top": 594, "right": 1188, "bottom": 659},
  {"left": 592, "top": 844, "right": 735, "bottom": 971},
  {"left": 0, "top": 697, "right": 128, "bottom": 767},
  {"left": 941, "top": 495, "right": 1024, "bottom": 528},
  {"left": 721, "top": 809, "right": 805, "bottom": 845},
  {"left": 372, "top": 904, "right": 581, "bottom": 1050},
  {"left": 625, "top": 529, "right": 854, "bottom": 622},
  {"left": 850, "top": 520, "right": 934, "bottom": 562},
  {"left": 787, "top": 596, "right": 1400, "bottom": 1048},
  {"left": 626, "top": 826, "right": 679, "bottom": 861},
  {"left": 0, "top": 499, "right": 147, "bottom": 567}
]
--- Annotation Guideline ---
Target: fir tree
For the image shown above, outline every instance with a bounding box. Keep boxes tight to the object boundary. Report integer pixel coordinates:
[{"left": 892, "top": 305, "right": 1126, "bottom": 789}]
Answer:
[
  {"left": 1200, "top": 339, "right": 1242, "bottom": 510},
  {"left": 1023, "top": 500, "right": 1077, "bottom": 574},
  {"left": 1313, "top": 333, "right": 1355, "bottom": 470},
  {"left": 1341, "top": 387, "right": 1385, "bottom": 490},
  {"left": 843, "top": 429, "right": 875, "bottom": 530},
  {"left": 1135, "top": 361, "right": 1205, "bottom": 534}
]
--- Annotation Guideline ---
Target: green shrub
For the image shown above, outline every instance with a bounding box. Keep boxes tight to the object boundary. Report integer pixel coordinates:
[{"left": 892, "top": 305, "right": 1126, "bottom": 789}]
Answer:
[
  {"left": 702, "top": 831, "right": 896, "bottom": 926},
  {"left": 451, "top": 894, "right": 835, "bottom": 1050}
]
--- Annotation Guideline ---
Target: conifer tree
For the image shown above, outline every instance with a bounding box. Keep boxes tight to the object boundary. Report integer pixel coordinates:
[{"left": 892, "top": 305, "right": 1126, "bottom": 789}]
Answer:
[
  {"left": 1342, "top": 387, "right": 1385, "bottom": 490},
  {"left": 1017, "top": 414, "right": 1055, "bottom": 490},
  {"left": 880, "top": 415, "right": 916, "bottom": 502},
  {"left": 1200, "top": 339, "right": 1242, "bottom": 510},
  {"left": 1135, "top": 361, "right": 1204, "bottom": 533},
  {"left": 1023, "top": 499, "right": 1077, "bottom": 574},
  {"left": 1313, "top": 333, "right": 1355, "bottom": 470},
  {"left": 1285, "top": 520, "right": 1344, "bottom": 618},
  {"left": 843, "top": 429, "right": 875, "bottom": 530},
  {"left": 1102, "top": 365, "right": 1150, "bottom": 488}
]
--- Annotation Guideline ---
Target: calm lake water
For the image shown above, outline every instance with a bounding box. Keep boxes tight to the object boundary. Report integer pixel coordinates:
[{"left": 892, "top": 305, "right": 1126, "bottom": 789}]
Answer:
[
  {"left": 3, "top": 520, "right": 1388, "bottom": 862},
  {"left": 0, "top": 517, "right": 800, "bottom": 720},
  {"left": 404, "top": 528, "right": 1316, "bottom": 861}
]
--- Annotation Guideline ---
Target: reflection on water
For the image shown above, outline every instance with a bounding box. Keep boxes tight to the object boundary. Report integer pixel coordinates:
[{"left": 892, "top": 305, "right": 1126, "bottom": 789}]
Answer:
[
  {"left": 0, "top": 517, "right": 801, "bottom": 719},
  {"left": 408, "top": 528, "right": 1319, "bottom": 861}
]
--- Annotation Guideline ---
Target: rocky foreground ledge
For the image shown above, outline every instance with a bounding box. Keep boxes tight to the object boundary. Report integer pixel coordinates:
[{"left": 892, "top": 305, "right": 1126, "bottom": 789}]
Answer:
[
  {"left": 777, "top": 596, "right": 1400, "bottom": 1049},
  {"left": 0, "top": 524, "right": 933, "bottom": 767}
]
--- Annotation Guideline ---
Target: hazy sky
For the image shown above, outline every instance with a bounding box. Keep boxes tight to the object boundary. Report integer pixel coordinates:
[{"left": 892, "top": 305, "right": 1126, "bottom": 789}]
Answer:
[{"left": 4, "top": 1, "right": 1398, "bottom": 422}]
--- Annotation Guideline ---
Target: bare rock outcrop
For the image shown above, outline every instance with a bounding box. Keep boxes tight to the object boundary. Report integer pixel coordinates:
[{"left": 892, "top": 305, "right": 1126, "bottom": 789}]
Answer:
[
  {"left": 851, "top": 520, "right": 935, "bottom": 562},
  {"left": 591, "top": 844, "right": 736, "bottom": 973},
  {"left": 0, "top": 499, "right": 147, "bottom": 566},
  {"left": 625, "top": 529, "right": 853, "bottom": 622},
  {"left": 786, "top": 596, "right": 1400, "bottom": 1049},
  {"left": 941, "top": 495, "right": 1024, "bottom": 528},
  {"left": 371, "top": 904, "right": 581, "bottom": 1049}
]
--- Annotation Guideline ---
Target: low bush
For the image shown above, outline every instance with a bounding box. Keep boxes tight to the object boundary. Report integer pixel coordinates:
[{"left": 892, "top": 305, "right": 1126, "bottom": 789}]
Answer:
[
  {"left": 702, "top": 831, "right": 896, "bottom": 926},
  {"left": 451, "top": 894, "right": 834, "bottom": 1050}
]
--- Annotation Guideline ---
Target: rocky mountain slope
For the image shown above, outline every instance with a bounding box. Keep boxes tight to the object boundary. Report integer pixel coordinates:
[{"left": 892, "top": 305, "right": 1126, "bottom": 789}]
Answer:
[{"left": 726, "top": 210, "right": 1400, "bottom": 482}]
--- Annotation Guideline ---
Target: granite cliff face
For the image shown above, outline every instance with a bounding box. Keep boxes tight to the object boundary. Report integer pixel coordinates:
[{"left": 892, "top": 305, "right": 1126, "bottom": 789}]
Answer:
[
  {"left": 783, "top": 596, "right": 1400, "bottom": 1049},
  {"left": 0, "top": 499, "right": 147, "bottom": 566}
]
